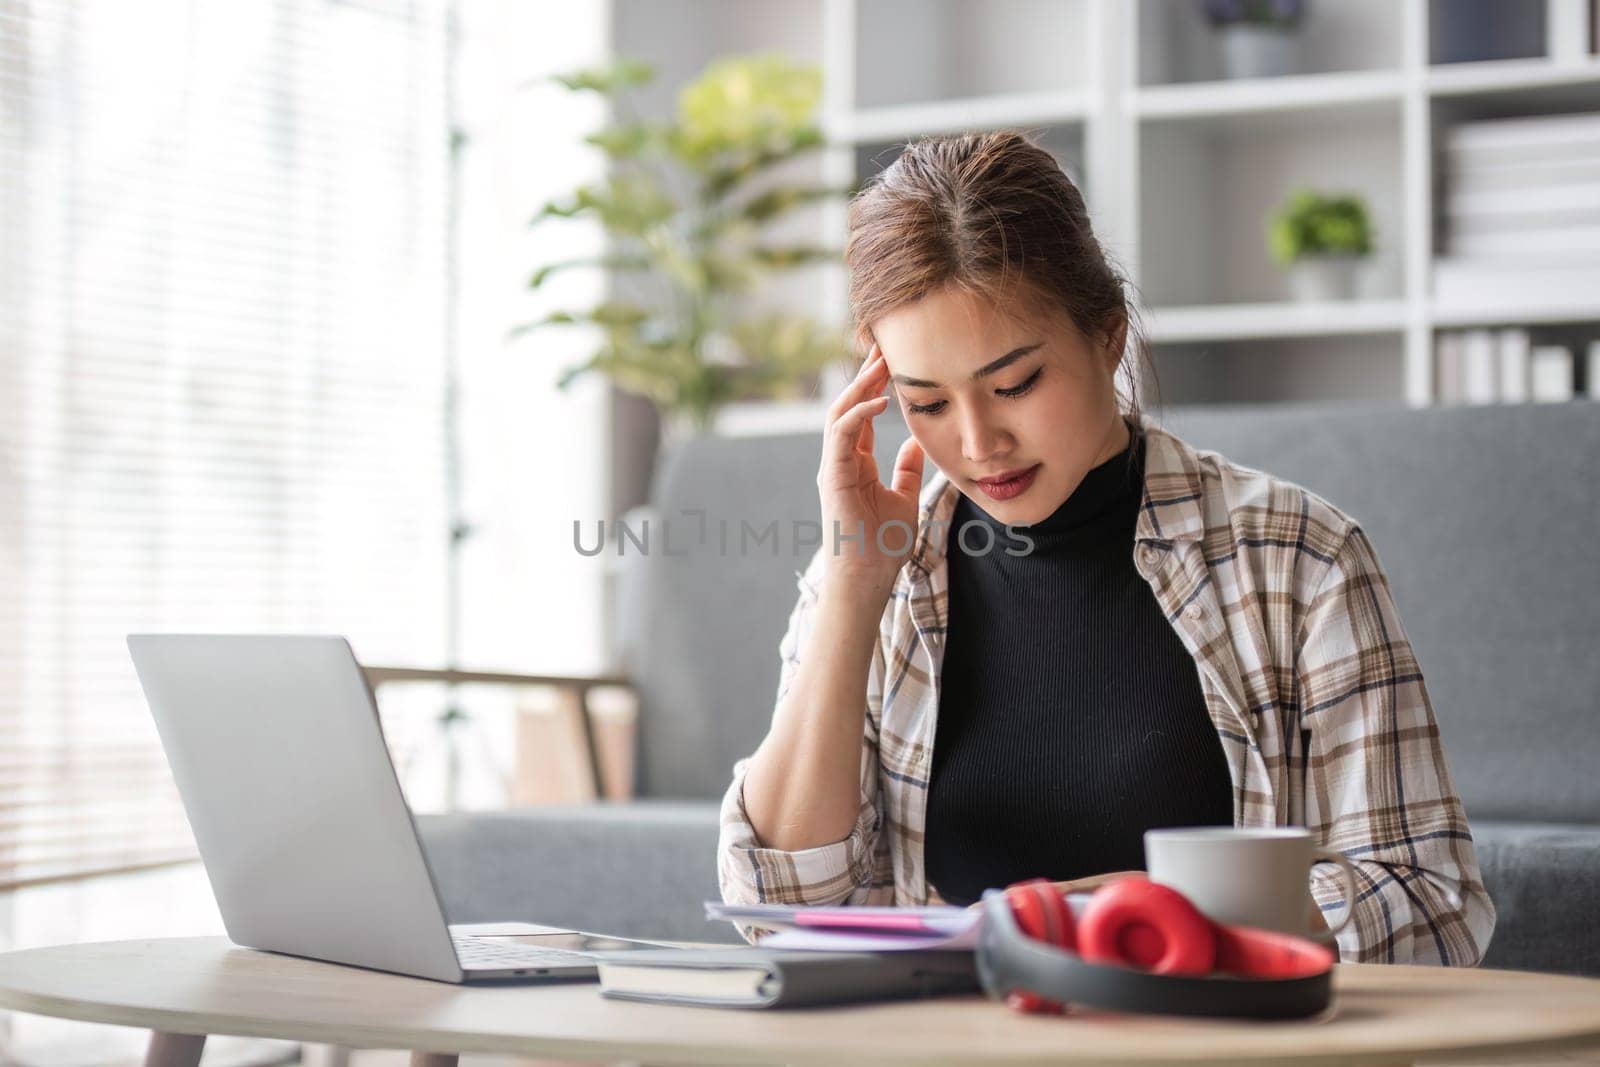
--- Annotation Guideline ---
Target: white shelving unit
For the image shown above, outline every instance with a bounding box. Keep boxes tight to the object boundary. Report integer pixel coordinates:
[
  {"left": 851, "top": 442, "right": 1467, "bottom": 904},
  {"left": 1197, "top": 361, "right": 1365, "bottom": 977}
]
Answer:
[{"left": 787, "top": 0, "right": 1600, "bottom": 411}]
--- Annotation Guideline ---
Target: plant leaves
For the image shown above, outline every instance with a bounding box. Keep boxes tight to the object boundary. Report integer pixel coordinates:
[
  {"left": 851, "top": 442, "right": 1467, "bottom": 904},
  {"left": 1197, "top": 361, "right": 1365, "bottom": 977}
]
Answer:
[
  {"left": 528, "top": 172, "right": 677, "bottom": 235},
  {"left": 730, "top": 183, "right": 853, "bottom": 224},
  {"left": 749, "top": 244, "right": 841, "bottom": 269},
  {"left": 1267, "top": 188, "right": 1373, "bottom": 263},
  {"left": 675, "top": 53, "right": 822, "bottom": 159},
  {"left": 549, "top": 57, "right": 656, "bottom": 95},
  {"left": 700, "top": 126, "right": 826, "bottom": 197},
  {"left": 527, "top": 255, "right": 652, "bottom": 290},
  {"left": 584, "top": 122, "right": 662, "bottom": 158},
  {"left": 505, "top": 301, "right": 652, "bottom": 343}
]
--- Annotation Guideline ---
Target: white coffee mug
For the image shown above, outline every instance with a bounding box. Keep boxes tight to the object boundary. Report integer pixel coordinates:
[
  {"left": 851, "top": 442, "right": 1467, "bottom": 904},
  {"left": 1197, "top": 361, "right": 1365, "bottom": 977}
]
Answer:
[{"left": 1143, "top": 826, "right": 1358, "bottom": 938}]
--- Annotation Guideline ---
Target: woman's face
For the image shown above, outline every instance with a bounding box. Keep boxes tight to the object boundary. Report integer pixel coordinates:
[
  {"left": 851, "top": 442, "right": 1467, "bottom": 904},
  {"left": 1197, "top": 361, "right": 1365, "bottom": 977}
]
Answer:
[{"left": 874, "top": 283, "right": 1130, "bottom": 528}]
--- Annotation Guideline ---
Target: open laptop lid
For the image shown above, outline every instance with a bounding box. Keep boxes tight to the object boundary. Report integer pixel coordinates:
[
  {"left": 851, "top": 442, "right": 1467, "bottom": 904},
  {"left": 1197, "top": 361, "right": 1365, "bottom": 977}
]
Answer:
[{"left": 128, "top": 634, "right": 465, "bottom": 983}]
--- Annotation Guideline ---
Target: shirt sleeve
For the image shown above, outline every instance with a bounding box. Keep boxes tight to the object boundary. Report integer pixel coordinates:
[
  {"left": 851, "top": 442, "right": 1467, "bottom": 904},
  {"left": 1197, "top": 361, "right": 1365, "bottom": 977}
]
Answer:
[
  {"left": 716, "top": 548, "right": 895, "bottom": 945},
  {"left": 1297, "top": 524, "right": 1496, "bottom": 965}
]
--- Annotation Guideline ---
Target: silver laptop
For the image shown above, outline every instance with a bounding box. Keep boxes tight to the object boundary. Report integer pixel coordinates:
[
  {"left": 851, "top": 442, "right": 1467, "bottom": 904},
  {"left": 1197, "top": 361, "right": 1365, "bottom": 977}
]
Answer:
[{"left": 127, "top": 633, "right": 674, "bottom": 983}]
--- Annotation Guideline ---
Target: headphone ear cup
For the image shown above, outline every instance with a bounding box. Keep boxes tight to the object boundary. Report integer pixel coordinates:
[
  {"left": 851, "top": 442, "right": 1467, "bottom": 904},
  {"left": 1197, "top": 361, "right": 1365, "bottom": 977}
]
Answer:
[
  {"left": 1000, "top": 879, "right": 1075, "bottom": 1015},
  {"left": 1004, "top": 878, "right": 1076, "bottom": 950},
  {"left": 1076, "top": 877, "right": 1217, "bottom": 976}
]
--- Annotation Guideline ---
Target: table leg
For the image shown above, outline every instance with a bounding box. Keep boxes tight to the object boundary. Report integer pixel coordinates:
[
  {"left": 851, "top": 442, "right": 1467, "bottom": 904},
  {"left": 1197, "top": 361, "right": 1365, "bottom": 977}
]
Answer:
[
  {"left": 144, "top": 1032, "right": 206, "bottom": 1067},
  {"left": 408, "top": 1053, "right": 458, "bottom": 1067}
]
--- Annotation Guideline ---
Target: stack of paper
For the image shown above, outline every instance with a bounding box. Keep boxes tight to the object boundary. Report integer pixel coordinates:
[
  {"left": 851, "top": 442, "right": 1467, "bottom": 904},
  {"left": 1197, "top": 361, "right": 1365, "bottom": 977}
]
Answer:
[
  {"left": 705, "top": 896, "right": 1094, "bottom": 952},
  {"left": 1442, "top": 111, "right": 1600, "bottom": 260},
  {"left": 1435, "top": 111, "right": 1600, "bottom": 317},
  {"left": 706, "top": 902, "right": 984, "bottom": 950}
]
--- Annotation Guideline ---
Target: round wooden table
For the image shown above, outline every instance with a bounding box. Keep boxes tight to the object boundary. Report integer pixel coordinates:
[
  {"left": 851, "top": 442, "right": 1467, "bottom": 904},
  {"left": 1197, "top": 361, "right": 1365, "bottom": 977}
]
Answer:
[{"left": 2, "top": 938, "right": 1599, "bottom": 1066}]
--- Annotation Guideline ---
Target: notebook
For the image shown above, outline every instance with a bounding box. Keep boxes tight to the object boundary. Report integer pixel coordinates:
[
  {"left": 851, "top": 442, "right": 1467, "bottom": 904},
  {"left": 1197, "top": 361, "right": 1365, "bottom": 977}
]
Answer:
[{"left": 586, "top": 946, "right": 980, "bottom": 1008}]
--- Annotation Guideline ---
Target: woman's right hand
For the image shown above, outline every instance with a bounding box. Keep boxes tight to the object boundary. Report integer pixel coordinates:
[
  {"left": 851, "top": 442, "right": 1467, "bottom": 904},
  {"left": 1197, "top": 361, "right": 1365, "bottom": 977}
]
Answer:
[{"left": 818, "top": 342, "right": 926, "bottom": 596}]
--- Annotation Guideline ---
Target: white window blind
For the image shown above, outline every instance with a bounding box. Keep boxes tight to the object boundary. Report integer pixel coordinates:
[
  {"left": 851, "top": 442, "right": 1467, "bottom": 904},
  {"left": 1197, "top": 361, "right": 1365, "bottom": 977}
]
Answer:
[{"left": 0, "top": 0, "right": 452, "bottom": 890}]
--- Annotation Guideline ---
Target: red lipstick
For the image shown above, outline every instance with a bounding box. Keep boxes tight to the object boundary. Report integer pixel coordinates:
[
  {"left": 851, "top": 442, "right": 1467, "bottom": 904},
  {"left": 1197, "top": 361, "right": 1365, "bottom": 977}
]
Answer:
[{"left": 973, "top": 464, "right": 1040, "bottom": 501}]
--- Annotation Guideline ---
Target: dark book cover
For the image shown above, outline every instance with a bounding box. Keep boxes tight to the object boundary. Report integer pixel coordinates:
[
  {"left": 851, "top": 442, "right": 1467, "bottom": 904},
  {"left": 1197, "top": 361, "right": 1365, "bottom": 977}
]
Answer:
[{"left": 587, "top": 946, "right": 981, "bottom": 1009}]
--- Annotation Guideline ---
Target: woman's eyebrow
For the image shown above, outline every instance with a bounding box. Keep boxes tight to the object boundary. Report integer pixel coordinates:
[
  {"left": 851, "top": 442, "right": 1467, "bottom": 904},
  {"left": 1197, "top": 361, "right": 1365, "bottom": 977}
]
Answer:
[{"left": 888, "top": 341, "right": 1045, "bottom": 388}]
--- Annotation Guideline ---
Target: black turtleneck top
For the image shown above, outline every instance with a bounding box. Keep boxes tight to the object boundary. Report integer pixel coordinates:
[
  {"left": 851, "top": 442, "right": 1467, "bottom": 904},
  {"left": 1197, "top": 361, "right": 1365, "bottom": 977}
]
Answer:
[{"left": 922, "top": 421, "right": 1234, "bottom": 906}]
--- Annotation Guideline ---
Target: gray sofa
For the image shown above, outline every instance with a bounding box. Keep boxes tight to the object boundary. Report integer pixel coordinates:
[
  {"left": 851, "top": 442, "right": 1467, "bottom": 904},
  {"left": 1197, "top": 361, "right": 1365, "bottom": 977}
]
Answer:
[{"left": 417, "top": 401, "right": 1600, "bottom": 974}]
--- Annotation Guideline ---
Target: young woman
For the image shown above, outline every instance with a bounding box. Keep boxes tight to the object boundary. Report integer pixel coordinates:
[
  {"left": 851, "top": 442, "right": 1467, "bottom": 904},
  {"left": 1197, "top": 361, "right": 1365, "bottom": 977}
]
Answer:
[{"left": 716, "top": 130, "right": 1494, "bottom": 965}]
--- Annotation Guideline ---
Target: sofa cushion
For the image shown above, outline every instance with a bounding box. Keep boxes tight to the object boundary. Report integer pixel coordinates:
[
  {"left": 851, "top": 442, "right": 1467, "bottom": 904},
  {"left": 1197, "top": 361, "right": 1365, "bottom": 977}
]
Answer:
[
  {"left": 415, "top": 801, "right": 739, "bottom": 944},
  {"left": 617, "top": 429, "right": 848, "bottom": 800},
  {"left": 623, "top": 403, "right": 1600, "bottom": 822},
  {"left": 1160, "top": 403, "right": 1600, "bottom": 824},
  {"left": 1472, "top": 820, "right": 1600, "bottom": 976},
  {"left": 419, "top": 808, "right": 1600, "bottom": 974}
]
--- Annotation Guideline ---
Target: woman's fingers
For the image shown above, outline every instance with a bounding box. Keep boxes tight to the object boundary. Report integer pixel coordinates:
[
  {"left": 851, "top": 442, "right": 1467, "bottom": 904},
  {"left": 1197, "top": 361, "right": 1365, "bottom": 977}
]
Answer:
[
  {"left": 859, "top": 386, "right": 878, "bottom": 456},
  {"left": 891, "top": 434, "right": 924, "bottom": 497},
  {"left": 826, "top": 345, "right": 887, "bottom": 427},
  {"left": 825, "top": 394, "right": 890, "bottom": 473},
  {"left": 832, "top": 396, "right": 896, "bottom": 451}
]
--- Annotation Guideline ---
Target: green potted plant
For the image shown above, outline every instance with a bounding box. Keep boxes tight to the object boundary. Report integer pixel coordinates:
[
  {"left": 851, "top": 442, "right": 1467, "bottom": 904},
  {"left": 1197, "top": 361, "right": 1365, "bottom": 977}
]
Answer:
[
  {"left": 513, "top": 52, "right": 855, "bottom": 442},
  {"left": 1268, "top": 189, "right": 1374, "bottom": 301}
]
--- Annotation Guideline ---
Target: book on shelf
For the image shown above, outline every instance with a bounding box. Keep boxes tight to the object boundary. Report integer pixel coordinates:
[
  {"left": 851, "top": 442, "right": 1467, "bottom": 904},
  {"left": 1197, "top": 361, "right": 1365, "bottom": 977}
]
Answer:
[
  {"left": 1450, "top": 227, "right": 1600, "bottom": 259},
  {"left": 1435, "top": 331, "right": 1462, "bottom": 405},
  {"left": 586, "top": 946, "right": 980, "bottom": 1009},
  {"left": 1449, "top": 156, "right": 1600, "bottom": 196},
  {"left": 1447, "top": 182, "right": 1600, "bottom": 220},
  {"left": 1550, "top": 0, "right": 1592, "bottom": 62},
  {"left": 1434, "top": 256, "right": 1600, "bottom": 311},
  {"left": 1461, "top": 329, "right": 1499, "bottom": 405},
  {"left": 1442, "top": 112, "right": 1600, "bottom": 260},
  {"left": 1531, "top": 345, "right": 1577, "bottom": 403},
  {"left": 1434, "top": 328, "right": 1584, "bottom": 406},
  {"left": 1444, "top": 112, "right": 1600, "bottom": 163},
  {"left": 1499, "top": 328, "right": 1530, "bottom": 405}
]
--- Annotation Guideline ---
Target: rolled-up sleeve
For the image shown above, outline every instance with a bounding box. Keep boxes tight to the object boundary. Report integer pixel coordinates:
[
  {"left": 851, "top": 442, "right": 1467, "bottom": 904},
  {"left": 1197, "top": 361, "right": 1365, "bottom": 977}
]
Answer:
[
  {"left": 1298, "top": 524, "right": 1496, "bottom": 965},
  {"left": 716, "top": 548, "right": 894, "bottom": 944}
]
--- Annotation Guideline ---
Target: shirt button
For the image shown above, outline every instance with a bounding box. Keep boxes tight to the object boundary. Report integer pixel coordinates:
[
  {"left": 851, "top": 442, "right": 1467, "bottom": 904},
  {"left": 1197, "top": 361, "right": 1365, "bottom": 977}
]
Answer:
[
  {"left": 1140, "top": 545, "right": 1161, "bottom": 566},
  {"left": 1184, "top": 602, "right": 1204, "bottom": 621}
]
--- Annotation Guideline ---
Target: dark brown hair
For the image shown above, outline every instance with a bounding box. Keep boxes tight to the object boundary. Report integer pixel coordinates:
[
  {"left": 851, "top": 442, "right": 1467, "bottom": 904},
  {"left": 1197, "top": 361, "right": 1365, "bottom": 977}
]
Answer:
[{"left": 844, "top": 128, "right": 1159, "bottom": 426}]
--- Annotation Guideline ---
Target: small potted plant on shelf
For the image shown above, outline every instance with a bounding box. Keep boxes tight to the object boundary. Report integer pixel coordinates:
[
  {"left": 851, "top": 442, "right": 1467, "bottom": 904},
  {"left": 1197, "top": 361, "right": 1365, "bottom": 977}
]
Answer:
[
  {"left": 513, "top": 52, "right": 855, "bottom": 445},
  {"left": 1198, "top": 0, "right": 1308, "bottom": 80},
  {"left": 1268, "top": 189, "right": 1374, "bottom": 302}
]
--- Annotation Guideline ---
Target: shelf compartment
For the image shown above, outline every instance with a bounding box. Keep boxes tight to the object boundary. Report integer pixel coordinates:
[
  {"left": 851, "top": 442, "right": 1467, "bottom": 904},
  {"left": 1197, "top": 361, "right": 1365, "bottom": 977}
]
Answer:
[
  {"left": 853, "top": 0, "right": 1091, "bottom": 110},
  {"left": 1429, "top": 0, "right": 1549, "bottom": 65},
  {"left": 1429, "top": 94, "right": 1600, "bottom": 272},
  {"left": 1138, "top": 0, "right": 1403, "bottom": 87},
  {"left": 1138, "top": 103, "right": 1405, "bottom": 308},
  {"left": 1148, "top": 334, "right": 1406, "bottom": 406}
]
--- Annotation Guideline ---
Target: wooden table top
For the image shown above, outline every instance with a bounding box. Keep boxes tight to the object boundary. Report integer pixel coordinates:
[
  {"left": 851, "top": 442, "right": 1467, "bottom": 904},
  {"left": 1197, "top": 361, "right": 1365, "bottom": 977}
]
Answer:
[{"left": 1, "top": 937, "right": 1599, "bottom": 1066}]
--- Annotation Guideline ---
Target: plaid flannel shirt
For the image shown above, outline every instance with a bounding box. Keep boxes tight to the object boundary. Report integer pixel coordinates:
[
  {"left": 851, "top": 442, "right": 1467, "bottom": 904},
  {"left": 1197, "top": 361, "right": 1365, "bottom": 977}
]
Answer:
[{"left": 717, "top": 415, "right": 1495, "bottom": 964}]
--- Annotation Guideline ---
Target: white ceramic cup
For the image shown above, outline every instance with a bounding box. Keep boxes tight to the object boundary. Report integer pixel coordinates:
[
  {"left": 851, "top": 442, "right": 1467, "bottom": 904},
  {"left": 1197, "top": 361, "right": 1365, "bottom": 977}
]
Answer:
[{"left": 1143, "top": 827, "right": 1358, "bottom": 938}]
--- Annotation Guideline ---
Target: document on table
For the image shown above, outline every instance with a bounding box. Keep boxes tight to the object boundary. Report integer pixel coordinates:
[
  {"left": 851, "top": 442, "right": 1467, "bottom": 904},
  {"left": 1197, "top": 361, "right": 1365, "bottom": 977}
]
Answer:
[{"left": 704, "top": 896, "right": 1092, "bottom": 952}]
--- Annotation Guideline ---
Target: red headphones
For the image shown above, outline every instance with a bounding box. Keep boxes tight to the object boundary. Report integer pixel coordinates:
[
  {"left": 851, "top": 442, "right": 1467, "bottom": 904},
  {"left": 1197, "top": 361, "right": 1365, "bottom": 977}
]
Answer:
[{"left": 978, "top": 876, "right": 1336, "bottom": 1018}]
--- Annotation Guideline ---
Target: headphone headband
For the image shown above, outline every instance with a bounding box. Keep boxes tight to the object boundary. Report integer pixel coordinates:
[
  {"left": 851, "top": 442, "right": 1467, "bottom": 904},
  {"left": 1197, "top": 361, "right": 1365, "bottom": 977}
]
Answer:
[{"left": 976, "top": 889, "right": 1334, "bottom": 1020}]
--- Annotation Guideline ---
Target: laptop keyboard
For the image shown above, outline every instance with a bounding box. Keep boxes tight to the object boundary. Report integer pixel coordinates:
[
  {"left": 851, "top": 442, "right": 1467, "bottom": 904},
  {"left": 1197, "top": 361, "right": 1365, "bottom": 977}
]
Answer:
[{"left": 452, "top": 934, "right": 593, "bottom": 969}]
